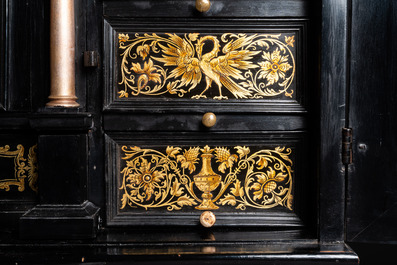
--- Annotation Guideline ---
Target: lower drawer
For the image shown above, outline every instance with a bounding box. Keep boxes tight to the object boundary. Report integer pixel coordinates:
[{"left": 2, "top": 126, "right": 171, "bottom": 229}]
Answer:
[{"left": 105, "top": 132, "right": 311, "bottom": 227}]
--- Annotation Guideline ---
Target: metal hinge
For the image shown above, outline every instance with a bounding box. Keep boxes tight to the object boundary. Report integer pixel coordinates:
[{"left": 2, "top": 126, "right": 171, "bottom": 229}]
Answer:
[{"left": 342, "top": 128, "right": 353, "bottom": 165}]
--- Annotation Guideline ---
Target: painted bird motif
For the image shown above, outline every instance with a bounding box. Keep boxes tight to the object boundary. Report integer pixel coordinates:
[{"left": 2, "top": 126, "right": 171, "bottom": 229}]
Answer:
[{"left": 153, "top": 34, "right": 260, "bottom": 99}]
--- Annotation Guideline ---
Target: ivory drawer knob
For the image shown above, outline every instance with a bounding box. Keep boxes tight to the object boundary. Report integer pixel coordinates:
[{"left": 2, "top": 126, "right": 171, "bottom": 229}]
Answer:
[
  {"left": 202, "top": 112, "right": 217, "bottom": 128},
  {"left": 200, "top": 211, "right": 216, "bottom": 228},
  {"left": 196, "top": 0, "right": 211, "bottom": 12}
]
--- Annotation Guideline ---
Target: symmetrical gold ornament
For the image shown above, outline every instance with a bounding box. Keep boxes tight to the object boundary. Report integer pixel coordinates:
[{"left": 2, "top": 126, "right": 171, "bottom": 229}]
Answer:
[
  {"left": 0, "top": 144, "right": 38, "bottom": 193},
  {"left": 118, "top": 33, "right": 295, "bottom": 99},
  {"left": 120, "top": 145, "right": 293, "bottom": 211}
]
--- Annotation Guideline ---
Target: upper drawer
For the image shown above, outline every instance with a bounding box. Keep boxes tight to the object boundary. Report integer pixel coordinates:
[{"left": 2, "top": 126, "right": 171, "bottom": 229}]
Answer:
[
  {"left": 103, "top": 0, "right": 310, "bottom": 18},
  {"left": 104, "top": 20, "right": 308, "bottom": 113}
]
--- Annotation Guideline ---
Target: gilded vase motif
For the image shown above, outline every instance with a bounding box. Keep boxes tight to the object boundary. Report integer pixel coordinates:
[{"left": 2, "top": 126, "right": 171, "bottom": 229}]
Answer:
[
  {"left": 117, "top": 32, "right": 295, "bottom": 99},
  {"left": 119, "top": 145, "right": 293, "bottom": 212},
  {"left": 193, "top": 146, "right": 221, "bottom": 210}
]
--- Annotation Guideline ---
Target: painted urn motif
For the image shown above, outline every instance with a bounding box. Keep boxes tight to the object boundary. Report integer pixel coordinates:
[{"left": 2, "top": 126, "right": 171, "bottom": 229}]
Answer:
[{"left": 193, "top": 146, "right": 221, "bottom": 210}]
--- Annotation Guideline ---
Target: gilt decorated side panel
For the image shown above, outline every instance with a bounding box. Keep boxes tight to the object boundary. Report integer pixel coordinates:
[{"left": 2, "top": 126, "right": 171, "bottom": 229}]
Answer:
[{"left": 0, "top": 134, "right": 38, "bottom": 225}]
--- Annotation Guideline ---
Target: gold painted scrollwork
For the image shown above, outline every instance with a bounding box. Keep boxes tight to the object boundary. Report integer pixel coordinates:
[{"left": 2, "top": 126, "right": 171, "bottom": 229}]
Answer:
[
  {"left": 118, "top": 32, "right": 295, "bottom": 100},
  {"left": 120, "top": 145, "right": 293, "bottom": 211},
  {"left": 0, "top": 144, "right": 38, "bottom": 193},
  {"left": 120, "top": 146, "right": 199, "bottom": 211}
]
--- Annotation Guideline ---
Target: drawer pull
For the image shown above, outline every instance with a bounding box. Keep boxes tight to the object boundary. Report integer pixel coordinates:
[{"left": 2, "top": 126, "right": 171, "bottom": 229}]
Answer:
[
  {"left": 200, "top": 211, "right": 216, "bottom": 228},
  {"left": 196, "top": 0, "right": 211, "bottom": 12},
  {"left": 202, "top": 112, "right": 217, "bottom": 128}
]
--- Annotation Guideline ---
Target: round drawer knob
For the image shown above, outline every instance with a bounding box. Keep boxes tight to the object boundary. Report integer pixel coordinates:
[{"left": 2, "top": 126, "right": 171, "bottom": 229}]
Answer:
[
  {"left": 202, "top": 112, "right": 217, "bottom": 128},
  {"left": 200, "top": 211, "right": 216, "bottom": 228},
  {"left": 196, "top": 0, "right": 211, "bottom": 12}
]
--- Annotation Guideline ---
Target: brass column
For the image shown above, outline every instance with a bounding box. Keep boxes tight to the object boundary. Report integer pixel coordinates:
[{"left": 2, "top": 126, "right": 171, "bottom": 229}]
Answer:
[{"left": 47, "top": 0, "right": 79, "bottom": 107}]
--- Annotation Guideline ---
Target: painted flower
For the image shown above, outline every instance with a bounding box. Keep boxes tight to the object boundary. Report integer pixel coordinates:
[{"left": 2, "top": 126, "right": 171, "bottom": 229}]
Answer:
[
  {"left": 215, "top": 147, "right": 238, "bottom": 173},
  {"left": 188, "top": 33, "right": 200, "bottom": 42},
  {"left": 258, "top": 49, "right": 292, "bottom": 86},
  {"left": 177, "top": 147, "right": 200, "bottom": 174},
  {"left": 118, "top": 90, "right": 128, "bottom": 98},
  {"left": 118, "top": 33, "right": 129, "bottom": 43},
  {"left": 127, "top": 158, "right": 165, "bottom": 200},
  {"left": 285, "top": 35, "right": 295, "bottom": 47},
  {"left": 235, "top": 146, "right": 250, "bottom": 159},
  {"left": 137, "top": 44, "right": 150, "bottom": 60},
  {"left": 131, "top": 59, "right": 162, "bottom": 91},
  {"left": 131, "top": 59, "right": 161, "bottom": 83},
  {"left": 250, "top": 167, "right": 288, "bottom": 201}
]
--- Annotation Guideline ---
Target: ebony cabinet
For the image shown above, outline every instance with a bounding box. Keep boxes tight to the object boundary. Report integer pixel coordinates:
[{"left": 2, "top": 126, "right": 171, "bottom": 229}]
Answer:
[{"left": 2, "top": 0, "right": 397, "bottom": 264}]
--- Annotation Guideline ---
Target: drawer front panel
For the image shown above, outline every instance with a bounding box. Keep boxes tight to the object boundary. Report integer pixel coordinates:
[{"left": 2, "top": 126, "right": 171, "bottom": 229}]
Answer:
[
  {"left": 103, "top": 113, "right": 307, "bottom": 132},
  {"left": 104, "top": 21, "right": 307, "bottom": 112},
  {"left": 106, "top": 133, "right": 307, "bottom": 227},
  {"left": 103, "top": 0, "right": 310, "bottom": 18}
]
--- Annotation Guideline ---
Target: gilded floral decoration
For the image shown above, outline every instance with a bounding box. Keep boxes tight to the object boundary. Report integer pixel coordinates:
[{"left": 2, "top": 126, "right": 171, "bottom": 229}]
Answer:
[
  {"left": 120, "top": 145, "right": 293, "bottom": 211},
  {"left": 118, "top": 33, "right": 295, "bottom": 99}
]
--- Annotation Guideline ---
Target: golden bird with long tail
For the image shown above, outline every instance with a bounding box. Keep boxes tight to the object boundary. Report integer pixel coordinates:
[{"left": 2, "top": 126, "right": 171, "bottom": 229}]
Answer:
[{"left": 154, "top": 33, "right": 260, "bottom": 99}]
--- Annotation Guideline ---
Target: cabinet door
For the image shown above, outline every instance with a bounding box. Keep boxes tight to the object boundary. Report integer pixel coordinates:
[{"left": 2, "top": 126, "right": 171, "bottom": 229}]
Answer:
[
  {"left": 346, "top": 0, "right": 397, "bottom": 244},
  {"left": 103, "top": 0, "right": 316, "bottom": 228}
]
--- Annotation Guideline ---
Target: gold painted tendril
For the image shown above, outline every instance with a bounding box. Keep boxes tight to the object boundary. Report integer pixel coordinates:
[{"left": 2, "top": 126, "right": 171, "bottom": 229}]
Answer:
[
  {"left": 119, "top": 145, "right": 293, "bottom": 211},
  {"left": 118, "top": 33, "right": 295, "bottom": 99}
]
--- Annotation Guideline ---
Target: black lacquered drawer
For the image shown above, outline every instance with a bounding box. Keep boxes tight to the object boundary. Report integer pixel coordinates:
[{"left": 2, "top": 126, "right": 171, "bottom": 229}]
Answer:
[
  {"left": 106, "top": 132, "right": 309, "bottom": 227},
  {"left": 103, "top": 21, "right": 308, "bottom": 113},
  {"left": 103, "top": 113, "right": 307, "bottom": 132},
  {"left": 103, "top": 0, "right": 310, "bottom": 18}
]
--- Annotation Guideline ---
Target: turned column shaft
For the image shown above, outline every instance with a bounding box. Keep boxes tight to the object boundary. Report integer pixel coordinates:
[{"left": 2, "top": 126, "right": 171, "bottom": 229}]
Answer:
[{"left": 47, "top": 0, "right": 79, "bottom": 107}]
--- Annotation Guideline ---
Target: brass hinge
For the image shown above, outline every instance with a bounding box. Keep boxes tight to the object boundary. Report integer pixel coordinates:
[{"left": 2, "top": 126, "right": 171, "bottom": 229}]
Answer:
[{"left": 342, "top": 128, "right": 353, "bottom": 165}]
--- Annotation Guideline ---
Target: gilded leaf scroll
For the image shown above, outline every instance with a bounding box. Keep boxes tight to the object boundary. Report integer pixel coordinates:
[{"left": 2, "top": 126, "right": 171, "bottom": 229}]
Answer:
[
  {"left": 0, "top": 144, "right": 38, "bottom": 193},
  {"left": 120, "top": 145, "right": 293, "bottom": 211},
  {"left": 118, "top": 33, "right": 295, "bottom": 100}
]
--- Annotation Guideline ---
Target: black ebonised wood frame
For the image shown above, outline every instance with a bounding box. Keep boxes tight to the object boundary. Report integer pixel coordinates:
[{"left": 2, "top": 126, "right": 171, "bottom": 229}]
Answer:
[{"left": 319, "top": 0, "right": 350, "bottom": 242}]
